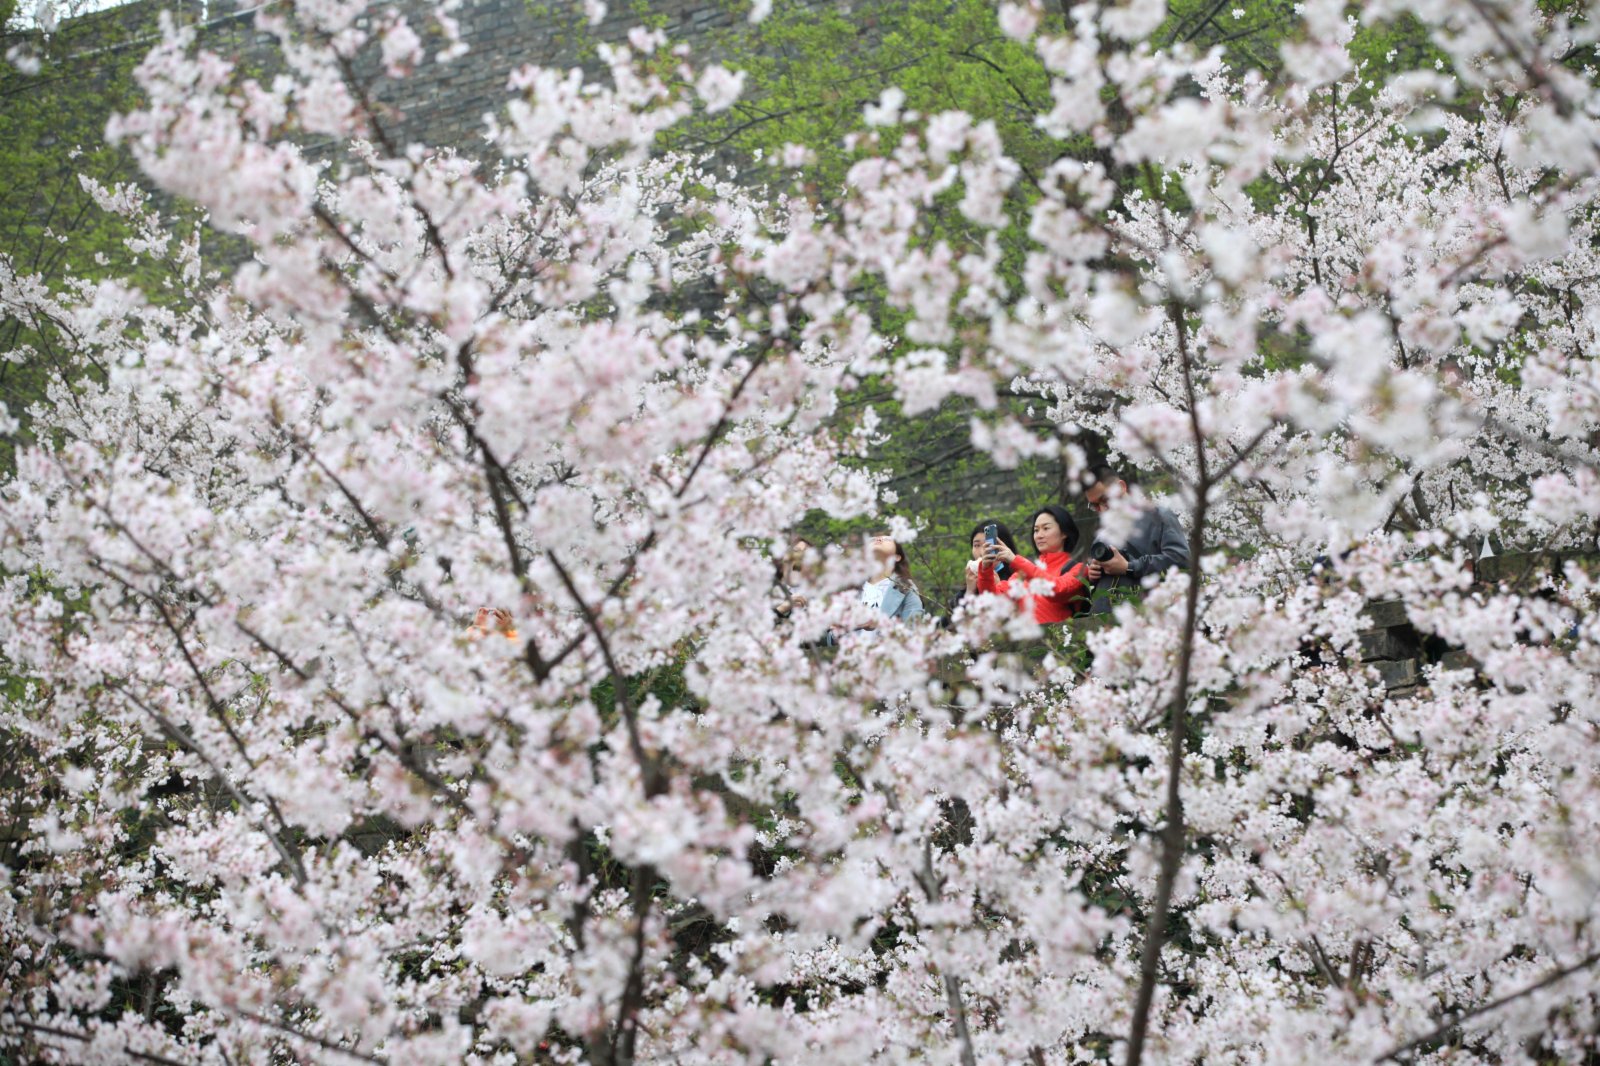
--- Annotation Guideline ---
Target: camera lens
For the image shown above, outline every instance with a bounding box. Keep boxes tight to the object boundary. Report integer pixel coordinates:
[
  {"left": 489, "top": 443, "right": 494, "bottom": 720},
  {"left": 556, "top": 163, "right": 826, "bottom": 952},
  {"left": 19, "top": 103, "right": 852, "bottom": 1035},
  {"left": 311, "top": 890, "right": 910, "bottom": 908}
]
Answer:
[{"left": 1091, "top": 541, "right": 1113, "bottom": 563}]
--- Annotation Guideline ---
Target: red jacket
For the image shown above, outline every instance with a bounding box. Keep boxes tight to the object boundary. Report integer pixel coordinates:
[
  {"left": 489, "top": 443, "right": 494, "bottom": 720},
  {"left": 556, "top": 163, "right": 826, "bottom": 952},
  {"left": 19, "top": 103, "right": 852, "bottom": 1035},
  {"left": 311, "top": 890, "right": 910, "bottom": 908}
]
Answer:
[{"left": 976, "top": 550, "right": 1090, "bottom": 624}]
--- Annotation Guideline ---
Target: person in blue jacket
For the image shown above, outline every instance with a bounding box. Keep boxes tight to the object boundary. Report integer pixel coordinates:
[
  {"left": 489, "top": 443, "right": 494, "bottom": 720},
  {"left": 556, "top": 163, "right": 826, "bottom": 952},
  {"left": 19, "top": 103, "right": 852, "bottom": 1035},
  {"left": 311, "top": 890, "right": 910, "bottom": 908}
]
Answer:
[
  {"left": 824, "top": 532, "right": 925, "bottom": 643},
  {"left": 859, "top": 531, "right": 925, "bottom": 624}
]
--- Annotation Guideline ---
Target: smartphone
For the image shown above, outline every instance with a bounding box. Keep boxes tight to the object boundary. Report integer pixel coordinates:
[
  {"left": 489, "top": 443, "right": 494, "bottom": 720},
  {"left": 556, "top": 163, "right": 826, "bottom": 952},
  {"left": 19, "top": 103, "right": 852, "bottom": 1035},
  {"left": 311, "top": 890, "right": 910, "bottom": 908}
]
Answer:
[{"left": 984, "top": 523, "right": 998, "bottom": 546}]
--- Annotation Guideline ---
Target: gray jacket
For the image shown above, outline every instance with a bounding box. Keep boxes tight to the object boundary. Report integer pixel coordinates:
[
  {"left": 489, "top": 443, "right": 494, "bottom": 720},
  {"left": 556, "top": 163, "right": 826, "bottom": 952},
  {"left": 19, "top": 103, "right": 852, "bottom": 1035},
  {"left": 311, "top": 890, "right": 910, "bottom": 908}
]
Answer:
[{"left": 1090, "top": 506, "right": 1190, "bottom": 614}]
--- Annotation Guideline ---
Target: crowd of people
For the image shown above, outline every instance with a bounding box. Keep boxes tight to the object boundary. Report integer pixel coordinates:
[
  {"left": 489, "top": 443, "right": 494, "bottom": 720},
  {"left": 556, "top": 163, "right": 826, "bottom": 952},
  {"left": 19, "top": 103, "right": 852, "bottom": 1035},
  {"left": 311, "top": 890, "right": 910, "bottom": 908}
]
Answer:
[
  {"left": 462, "top": 465, "right": 1192, "bottom": 645},
  {"left": 772, "top": 465, "right": 1192, "bottom": 638}
]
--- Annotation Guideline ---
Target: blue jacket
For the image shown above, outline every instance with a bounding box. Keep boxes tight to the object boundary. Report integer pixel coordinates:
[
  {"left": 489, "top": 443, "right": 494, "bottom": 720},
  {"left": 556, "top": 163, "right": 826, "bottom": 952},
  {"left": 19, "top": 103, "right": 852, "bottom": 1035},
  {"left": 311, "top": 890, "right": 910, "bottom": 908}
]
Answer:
[
  {"left": 877, "top": 582, "right": 926, "bottom": 623},
  {"left": 820, "top": 582, "right": 925, "bottom": 645}
]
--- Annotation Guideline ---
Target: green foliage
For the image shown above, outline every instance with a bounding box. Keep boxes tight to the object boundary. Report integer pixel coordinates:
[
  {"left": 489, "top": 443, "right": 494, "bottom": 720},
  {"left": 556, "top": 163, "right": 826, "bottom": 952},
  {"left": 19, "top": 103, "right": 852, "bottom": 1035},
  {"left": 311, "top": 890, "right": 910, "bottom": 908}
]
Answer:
[
  {"left": 678, "top": 0, "right": 1057, "bottom": 194},
  {"left": 589, "top": 646, "right": 701, "bottom": 720},
  {"left": 675, "top": 0, "right": 1461, "bottom": 230},
  {"left": 667, "top": 3, "right": 1086, "bottom": 591},
  {"left": 678, "top": 0, "right": 1286, "bottom": 177},
  {"left": 787, "top": 395, "right": 1068, "bottom": 613},
  {"left": 1, "top": 6, "right": 144, "bottom": 275},
  {"left": 0, "top": 1, "right": 164, "bottom": 473}
]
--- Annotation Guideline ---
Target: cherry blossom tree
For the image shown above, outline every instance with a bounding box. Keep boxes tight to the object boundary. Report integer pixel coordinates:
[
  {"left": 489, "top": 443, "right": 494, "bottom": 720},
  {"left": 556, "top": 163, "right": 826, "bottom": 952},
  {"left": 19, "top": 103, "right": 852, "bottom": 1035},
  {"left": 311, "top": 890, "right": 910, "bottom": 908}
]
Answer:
[{"left": 2, "top": 0, "right": 1598, "bottom": 1064}]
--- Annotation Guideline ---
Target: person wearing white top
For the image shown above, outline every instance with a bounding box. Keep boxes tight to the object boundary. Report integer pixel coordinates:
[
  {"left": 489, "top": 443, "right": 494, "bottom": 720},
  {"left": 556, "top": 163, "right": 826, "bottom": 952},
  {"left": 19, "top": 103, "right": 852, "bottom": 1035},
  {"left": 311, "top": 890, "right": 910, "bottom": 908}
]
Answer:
[
  {"left": 861, "top": 576, "right": 892, "bottom": 612},
  {"left": 848, "top": 533, "right": 925, "bottom": 630}
]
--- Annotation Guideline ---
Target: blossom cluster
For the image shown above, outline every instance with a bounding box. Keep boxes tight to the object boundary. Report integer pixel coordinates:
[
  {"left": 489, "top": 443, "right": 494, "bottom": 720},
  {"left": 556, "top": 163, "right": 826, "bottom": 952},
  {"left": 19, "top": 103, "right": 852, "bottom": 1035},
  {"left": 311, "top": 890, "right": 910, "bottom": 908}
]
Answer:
[{"left": 1, "top": 0, "right": 1597, "bottom": 1063}]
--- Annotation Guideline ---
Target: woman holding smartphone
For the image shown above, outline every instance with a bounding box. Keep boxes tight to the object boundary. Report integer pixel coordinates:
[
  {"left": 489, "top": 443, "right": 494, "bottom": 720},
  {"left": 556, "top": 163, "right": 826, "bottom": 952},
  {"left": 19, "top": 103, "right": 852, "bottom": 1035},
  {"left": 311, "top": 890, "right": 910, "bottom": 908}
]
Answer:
[
  {"left": 956, "top": 519, "right": 1020, "bottom": 607},
  {"left": 975, "top": 505, "right": 1090, "bottom": 623}
]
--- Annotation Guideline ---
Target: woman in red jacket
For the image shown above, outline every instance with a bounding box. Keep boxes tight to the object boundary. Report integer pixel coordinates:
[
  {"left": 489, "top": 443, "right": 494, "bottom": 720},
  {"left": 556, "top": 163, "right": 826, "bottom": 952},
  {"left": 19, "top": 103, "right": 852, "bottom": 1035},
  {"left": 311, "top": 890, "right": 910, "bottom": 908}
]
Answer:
[{"left": 975, "top": 505, "right": 1090, "bottom": 624}]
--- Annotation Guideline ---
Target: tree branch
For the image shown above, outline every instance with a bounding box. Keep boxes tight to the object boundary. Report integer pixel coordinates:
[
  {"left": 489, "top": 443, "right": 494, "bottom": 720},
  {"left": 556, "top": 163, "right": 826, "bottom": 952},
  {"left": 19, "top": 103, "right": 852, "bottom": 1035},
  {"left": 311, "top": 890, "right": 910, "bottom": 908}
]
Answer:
[
  {"left": 1373, "top": 951, "right": 1600, "bottom": 1063},
  {"left": 1125, "top": 301, "right": 1210, "bottom": 1066}
]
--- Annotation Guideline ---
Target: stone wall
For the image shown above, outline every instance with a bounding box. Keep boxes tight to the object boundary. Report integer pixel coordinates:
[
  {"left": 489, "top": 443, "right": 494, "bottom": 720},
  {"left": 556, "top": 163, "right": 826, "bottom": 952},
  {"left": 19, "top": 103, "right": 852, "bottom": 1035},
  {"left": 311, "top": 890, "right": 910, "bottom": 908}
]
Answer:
[
  {"left": 1358, "top": 549, "right": 1597, "bottom": 694},
  {"left": 62, "top": 0, "right": 820, "bottom": 156}
]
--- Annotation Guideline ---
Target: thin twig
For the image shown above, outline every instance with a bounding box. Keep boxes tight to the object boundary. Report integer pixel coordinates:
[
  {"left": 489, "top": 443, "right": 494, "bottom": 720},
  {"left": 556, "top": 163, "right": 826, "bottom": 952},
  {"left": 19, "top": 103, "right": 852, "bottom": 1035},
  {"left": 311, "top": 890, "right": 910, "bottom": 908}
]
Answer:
[{"left": 1373, "top": 951, "right": 1600, "bottom": 1063}]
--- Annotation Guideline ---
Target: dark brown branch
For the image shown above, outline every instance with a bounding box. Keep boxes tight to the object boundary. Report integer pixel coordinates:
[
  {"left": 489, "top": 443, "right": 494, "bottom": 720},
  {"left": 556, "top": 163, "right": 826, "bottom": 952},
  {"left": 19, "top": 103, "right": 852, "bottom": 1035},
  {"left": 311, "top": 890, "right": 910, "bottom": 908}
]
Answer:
[
  {"left": 950, "top": 46, "right": 1043, "bottom": 112},
  {"left": 116, "top": 683, "right": 308, "bottom": 887},
  {"left": 675, "top": 350, "right": 771, "bottom": 499},
  {"left": 1125, "top": 301, "right": 1210, "bottom": 1066},
  {"left": 544, "top": 551, "right": 666, "bottom": 798},
  {"left": 231, "top": 1006, "right": 387, "bottom": 1064},
  {"left": 943, "top": 973, "right": 979, "bottom": 1066},
  {"left": 1307, "top": 935, "right": 1345, "bottom": 989},
  {"left": 61, "top": 486, "right": 471, "bottom": 821},
  {"left": 606, "top": 862, "right": 659, "bottom": 1066},
  {"left": 1375, "top": 950, "right": 1600, "bottom": 1062},
  {"left": 149, "top": 597, "right": 257, "bottom": 766},
  {"left": 310, "top": 202, "right": 402, "bottom": 286},
  {"left": 1209, "top": 423, "right": 1276, "bottom": 484},
  {"left": 1173, "top": 0, "right": 1233, "bottom": 45},
  {"left": 229, "top": 615, "right": 473, "bottom": 816},
  {"left": 10, "top": 1020, "right": 189, "bottom": 1066}
]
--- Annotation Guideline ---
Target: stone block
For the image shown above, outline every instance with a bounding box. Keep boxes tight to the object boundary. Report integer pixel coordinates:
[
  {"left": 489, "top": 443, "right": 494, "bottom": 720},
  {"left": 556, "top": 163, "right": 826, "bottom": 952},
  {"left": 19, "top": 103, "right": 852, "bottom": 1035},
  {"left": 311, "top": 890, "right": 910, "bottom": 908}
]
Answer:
[
  {"left": 1371, "top": 659, "right": 1418, "bottom": 689},
  {"left": 1358, "top": 627, "right": 1409, "bottom": 661},
  {"left": 1360, "top": 600, "right": 1407, "bottom": 629},
  {"left": 1475, "top": 552, "right": 1542, "bottom": 585}
]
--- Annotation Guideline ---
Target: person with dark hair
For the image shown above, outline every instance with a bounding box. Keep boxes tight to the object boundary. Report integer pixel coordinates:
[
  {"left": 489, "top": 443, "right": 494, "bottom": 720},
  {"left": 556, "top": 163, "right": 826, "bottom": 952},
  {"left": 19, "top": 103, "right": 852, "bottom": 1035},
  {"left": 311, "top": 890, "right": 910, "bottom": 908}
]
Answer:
[
  {"left": 860, "top": 531, "right": 924, "bottom": 624},
  {"left": 975, "top": 505, "right": 1091, "bottom": 624},
  {"left": 1083, "top": 464, "right": 1189, "bottom": 614},
  {"left": 825, "top": 532, "right": 924, "bottom": 641},
  {"left": 958, "top": 519, "right": 1019, "bottom": 602},
  {"left": 772, "top": 536, "right": 812, "bottom": 622}
]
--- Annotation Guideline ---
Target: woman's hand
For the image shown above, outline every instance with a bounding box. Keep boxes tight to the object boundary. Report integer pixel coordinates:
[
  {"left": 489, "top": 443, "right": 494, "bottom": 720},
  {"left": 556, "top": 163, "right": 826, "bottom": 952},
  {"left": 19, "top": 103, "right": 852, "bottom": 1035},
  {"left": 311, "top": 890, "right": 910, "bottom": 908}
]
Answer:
[
  {"left": 964, "top": 559, "right": 979, "bottom": 594},
  {"left": 984, "top": 541, "right": 1016, "bottom": 567}
]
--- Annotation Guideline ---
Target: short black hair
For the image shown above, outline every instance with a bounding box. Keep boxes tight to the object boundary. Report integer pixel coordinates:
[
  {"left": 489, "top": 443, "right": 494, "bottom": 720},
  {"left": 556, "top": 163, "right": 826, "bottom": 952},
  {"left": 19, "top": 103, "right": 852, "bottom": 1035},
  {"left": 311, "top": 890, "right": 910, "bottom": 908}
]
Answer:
[
  {"left": 1028, "top": 504, "right": 1080, "bottom": 556},
  {"left": 1089, "top": 464, "right": 1125, "bottom": 487},
  {"left": 968, "top": 519, "right": 1020, "bottom": 580}
]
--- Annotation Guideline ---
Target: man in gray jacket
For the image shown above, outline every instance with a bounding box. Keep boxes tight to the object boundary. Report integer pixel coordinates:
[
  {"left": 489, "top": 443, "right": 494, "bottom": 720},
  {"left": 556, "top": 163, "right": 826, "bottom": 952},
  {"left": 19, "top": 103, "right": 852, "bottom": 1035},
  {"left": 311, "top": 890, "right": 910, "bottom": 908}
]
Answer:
[{"left": 1082, "top": 465, "right": 1190, "bottom": 614}]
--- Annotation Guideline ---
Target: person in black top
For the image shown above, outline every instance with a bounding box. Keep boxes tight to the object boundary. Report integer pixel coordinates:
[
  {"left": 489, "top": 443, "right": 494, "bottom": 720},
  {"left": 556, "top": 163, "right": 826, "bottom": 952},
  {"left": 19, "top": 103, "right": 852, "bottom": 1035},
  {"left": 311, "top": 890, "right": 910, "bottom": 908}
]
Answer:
[
  {"left": 950, "top": 519, "right": 1020, "bottom": 616},
  {"left": 772, "top": 537, "right": 813, "bottom": 622},
  {"left": 1083, "top": 465, "right": 1190, "bottom": 614}
]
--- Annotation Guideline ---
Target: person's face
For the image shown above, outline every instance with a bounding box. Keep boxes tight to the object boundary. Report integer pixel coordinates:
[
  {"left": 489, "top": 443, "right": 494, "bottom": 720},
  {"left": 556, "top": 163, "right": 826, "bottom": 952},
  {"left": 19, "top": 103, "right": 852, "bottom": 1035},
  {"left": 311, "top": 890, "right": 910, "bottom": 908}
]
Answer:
[
  {"left": 788, "top": 539, "right": 811, "bottom": 564},
  {"left": 1034, "top": 513, "right": 1065, "bottom": 554},
  {"left": 1086, "top": 479, "right": 1126, "bottom": 514},
  {"left": 869, "top": 535, "right": 898, "bottom": 563},
  {"left": 970, "top": 530, "right": 990, "bottom": 560}
]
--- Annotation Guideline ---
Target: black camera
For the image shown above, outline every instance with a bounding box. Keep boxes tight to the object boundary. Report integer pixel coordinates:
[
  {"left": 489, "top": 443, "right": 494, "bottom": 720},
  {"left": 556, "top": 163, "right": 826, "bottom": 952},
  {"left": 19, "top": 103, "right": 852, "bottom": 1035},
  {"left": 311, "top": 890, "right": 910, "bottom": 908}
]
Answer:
[{"left": 1090, "top": 541, "right": 1115, "bottom": 563}]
